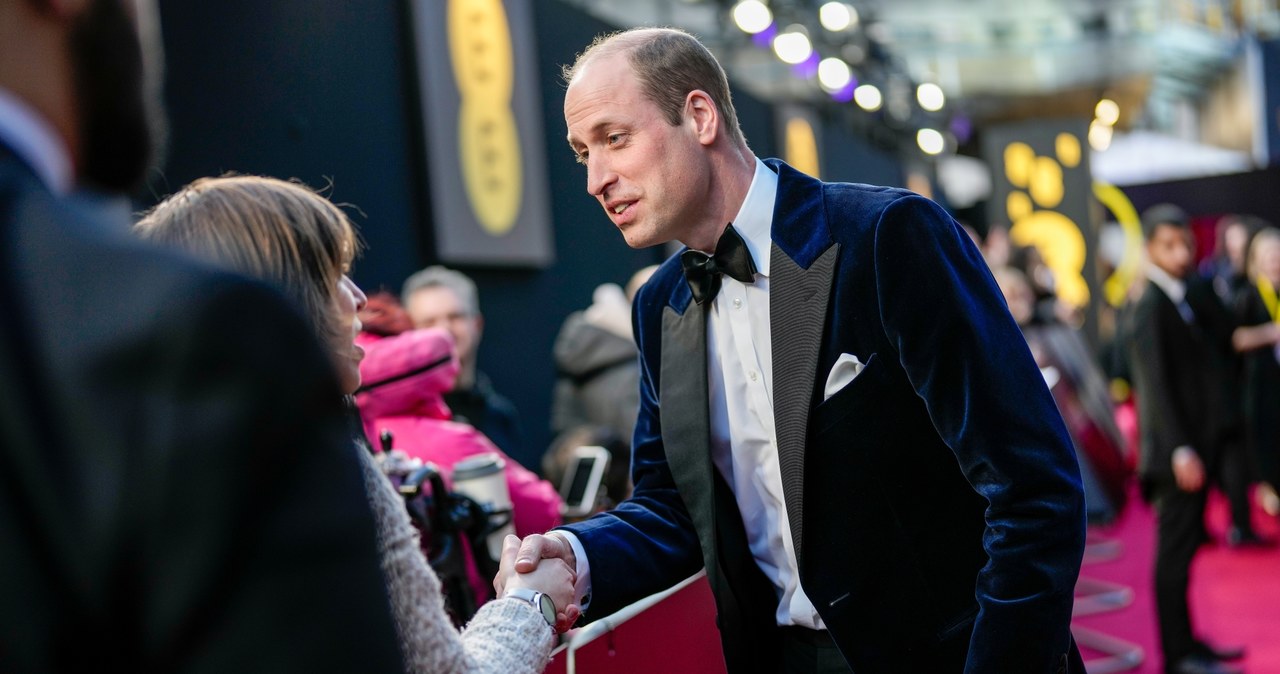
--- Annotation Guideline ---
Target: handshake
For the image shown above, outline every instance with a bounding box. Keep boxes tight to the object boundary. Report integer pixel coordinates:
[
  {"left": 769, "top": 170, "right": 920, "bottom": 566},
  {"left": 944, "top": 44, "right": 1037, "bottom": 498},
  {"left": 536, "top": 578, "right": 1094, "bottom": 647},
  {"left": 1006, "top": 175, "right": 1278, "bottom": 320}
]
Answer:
[{"left": 494, "top": 533, "right": 583, "bottom": 633}]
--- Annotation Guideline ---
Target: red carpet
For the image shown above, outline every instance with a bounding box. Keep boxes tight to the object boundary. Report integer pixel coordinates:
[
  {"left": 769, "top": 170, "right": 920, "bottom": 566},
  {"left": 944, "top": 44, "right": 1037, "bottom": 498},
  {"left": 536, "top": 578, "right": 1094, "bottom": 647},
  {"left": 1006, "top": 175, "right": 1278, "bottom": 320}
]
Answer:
[{"left": 1073, "top": 486, "right": 1280, "bottom": 673}]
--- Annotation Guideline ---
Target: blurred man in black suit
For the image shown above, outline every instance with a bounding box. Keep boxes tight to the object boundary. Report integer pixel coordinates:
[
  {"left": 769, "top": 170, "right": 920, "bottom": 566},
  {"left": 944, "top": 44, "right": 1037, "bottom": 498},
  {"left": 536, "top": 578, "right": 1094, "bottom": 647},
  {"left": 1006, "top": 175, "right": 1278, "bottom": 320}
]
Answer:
[
  {"left": 1127, "top": 204, "right": 1247, "bottom": 674},
  {"left": 0, "top": 0, "right": 402, "bottom": 670}
]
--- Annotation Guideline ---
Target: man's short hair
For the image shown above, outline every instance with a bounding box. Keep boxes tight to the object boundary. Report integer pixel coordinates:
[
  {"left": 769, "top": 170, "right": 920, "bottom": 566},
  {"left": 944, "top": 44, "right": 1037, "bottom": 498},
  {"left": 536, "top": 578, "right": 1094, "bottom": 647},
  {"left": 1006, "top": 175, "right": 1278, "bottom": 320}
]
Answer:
[
  {"left": 401, "top": 265, "right": 480, "bottom": 316},
  {"left": 1140, "top": 203, "right": 1189, "bottom": 241},
  {"left": 562, "top": 27, "right": 746, "bottom": 148}
]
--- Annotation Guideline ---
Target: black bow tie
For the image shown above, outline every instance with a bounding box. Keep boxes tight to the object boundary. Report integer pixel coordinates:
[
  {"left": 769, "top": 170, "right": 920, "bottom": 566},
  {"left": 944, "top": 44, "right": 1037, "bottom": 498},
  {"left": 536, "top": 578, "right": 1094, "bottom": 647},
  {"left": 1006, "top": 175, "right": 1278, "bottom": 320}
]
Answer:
[{"left": 681, "top": 224, "right": 758, "bottom": 305}]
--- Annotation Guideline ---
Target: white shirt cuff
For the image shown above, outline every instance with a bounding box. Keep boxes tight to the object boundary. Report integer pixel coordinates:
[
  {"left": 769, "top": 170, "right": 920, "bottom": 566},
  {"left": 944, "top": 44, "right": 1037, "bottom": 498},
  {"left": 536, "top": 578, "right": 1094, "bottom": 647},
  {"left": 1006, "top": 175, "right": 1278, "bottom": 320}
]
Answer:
[{"left": 551, "top": 530, "right": 592, "bottom": 611}]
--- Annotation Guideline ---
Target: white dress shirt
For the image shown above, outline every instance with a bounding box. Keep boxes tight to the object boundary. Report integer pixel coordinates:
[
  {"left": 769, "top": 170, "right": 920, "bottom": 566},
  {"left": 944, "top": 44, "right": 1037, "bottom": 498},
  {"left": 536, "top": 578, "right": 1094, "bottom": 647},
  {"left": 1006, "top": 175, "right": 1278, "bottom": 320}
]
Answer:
[
  {"left": 707, "top": 158, "right": 822, "bottom": 628},
  {"left": 1145, "top": 262, "right": 1187, "bottom": 307},
  {"left": 561, "top": 158, "right": 823, "bottom": 629},
  {"left": 0, "top": 86, "right": 73, "bottom": 194}
]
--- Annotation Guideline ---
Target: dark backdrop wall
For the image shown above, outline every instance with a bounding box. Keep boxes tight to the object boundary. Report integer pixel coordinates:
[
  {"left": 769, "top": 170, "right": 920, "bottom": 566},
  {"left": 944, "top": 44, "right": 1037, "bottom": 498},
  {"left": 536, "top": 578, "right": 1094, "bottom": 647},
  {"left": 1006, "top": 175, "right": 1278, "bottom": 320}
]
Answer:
[
  {"left": 819, "top": 114, "right": 904, "bottom": 188},
  {"left": 151, "top": 0, "right": 899, "bottom": 470},
  {"left": 1120, "top": 166, "right": 1280, "bottom": 227},
  {"left": 152, "top": 1, "right": 425, "bottom": 286}
]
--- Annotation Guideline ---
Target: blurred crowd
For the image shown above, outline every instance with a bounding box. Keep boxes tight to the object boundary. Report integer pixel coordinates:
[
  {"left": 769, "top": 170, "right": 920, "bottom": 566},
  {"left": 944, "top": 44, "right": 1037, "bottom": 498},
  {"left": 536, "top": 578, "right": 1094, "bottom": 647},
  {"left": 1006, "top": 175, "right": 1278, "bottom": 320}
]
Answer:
[
  {"left": 979, "top": 211, "right": 1280, "bottom": 530},
  {"left": 981, "top": 206, "right": 1279, "bottom": 674}
]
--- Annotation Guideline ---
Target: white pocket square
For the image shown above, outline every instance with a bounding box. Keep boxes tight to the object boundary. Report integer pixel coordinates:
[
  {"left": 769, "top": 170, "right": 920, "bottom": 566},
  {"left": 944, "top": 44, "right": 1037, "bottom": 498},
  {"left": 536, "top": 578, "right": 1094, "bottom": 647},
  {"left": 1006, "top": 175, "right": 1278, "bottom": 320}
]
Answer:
[{"left": 823, "top": 353, "right": 865, "bottom": 402}]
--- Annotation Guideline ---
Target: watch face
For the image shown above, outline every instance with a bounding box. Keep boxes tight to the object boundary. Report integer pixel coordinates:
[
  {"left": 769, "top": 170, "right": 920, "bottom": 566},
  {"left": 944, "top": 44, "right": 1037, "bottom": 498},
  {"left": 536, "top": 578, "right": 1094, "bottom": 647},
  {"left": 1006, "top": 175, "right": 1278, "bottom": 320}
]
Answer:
[{"left": 538, "top": 592, "right": 557, "bottom": 626}]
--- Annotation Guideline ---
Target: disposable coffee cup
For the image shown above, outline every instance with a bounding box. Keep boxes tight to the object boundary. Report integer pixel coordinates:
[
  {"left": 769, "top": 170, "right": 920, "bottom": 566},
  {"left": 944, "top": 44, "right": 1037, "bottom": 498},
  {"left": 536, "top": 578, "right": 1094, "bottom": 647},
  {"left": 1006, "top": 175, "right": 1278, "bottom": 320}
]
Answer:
[{"left": 451, "top": 453, "right": 515, "bottom": 561}]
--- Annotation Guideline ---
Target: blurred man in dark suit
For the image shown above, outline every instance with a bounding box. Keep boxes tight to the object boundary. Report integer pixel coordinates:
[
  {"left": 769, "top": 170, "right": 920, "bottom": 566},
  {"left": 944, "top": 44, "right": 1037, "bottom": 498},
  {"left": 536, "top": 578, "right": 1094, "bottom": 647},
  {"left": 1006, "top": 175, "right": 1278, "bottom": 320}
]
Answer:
[
  {"left": 0, "top": 0, "right": 402, "bottom": 670},
  {"left": 1127, "top": 204, "right": 1247, "bottom": 674}
]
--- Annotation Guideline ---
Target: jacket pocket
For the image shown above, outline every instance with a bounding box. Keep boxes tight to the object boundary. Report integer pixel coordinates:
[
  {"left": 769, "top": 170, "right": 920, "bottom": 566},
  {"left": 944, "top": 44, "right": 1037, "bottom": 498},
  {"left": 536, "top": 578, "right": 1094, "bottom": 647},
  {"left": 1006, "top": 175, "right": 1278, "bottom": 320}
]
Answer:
[{"left": 813, "top": 352, "right": 884, "bottom": 433}]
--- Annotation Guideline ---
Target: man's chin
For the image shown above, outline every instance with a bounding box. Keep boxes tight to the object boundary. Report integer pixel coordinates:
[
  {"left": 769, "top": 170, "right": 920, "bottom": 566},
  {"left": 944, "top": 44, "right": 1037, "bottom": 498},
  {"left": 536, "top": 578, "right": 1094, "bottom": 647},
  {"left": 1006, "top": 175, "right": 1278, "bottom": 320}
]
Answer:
[{"left": 619, "top": 226, "right": 666, "bottom": 250}]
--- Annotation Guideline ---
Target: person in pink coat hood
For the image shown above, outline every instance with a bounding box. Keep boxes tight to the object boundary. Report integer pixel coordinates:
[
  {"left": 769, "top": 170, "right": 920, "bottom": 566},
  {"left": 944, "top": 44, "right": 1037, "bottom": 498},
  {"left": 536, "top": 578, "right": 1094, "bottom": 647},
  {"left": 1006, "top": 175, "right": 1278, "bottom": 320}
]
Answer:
[{"left": 354, "top": 319, "right": 563, "bottom": 607}]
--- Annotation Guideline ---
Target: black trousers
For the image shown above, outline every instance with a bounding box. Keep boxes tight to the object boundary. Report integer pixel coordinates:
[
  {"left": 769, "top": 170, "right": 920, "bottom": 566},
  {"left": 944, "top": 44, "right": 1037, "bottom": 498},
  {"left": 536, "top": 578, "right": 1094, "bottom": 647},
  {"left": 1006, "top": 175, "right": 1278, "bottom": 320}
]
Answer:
[
  {"left": 779, "top": 627, "right": 854, "bottom": 674},
  {"left": 1152, "top": 485, "right": 1209, "bottom": 668},
  {"left": 1217, "top": 439, "right": 1255, "bottom": 533}
]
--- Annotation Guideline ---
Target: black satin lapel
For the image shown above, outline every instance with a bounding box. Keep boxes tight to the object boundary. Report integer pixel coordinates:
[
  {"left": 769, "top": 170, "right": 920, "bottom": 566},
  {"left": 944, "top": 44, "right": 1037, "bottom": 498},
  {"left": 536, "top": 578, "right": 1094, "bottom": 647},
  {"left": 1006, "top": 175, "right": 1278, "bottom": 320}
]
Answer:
[
  {"left": 659, "top": 304, "right": 717, "bottom": 571},
  {"left": 770, "top": 242, "right": 839, "bottom": 568}
]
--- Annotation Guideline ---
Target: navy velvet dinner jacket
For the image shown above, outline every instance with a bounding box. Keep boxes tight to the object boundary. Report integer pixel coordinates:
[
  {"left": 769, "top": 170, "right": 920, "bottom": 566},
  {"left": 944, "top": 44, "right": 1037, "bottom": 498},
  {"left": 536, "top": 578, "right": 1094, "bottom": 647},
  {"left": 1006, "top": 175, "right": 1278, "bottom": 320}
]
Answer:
[{"left": 561, "top": 160, "right": 1086, "bottom": 674}]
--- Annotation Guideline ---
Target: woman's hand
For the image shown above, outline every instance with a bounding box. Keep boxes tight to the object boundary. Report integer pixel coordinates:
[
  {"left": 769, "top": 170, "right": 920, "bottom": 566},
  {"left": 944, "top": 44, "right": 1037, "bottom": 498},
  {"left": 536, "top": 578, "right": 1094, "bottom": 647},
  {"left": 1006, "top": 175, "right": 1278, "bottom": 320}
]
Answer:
[{"left": 496, "top": 535, "right": 580, "bottom": 632}]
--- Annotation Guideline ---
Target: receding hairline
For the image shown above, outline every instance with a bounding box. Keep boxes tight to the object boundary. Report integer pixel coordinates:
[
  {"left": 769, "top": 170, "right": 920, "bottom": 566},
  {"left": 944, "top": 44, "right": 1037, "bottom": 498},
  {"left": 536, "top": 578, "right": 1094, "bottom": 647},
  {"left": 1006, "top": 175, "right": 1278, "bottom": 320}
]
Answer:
[
  {"left": 563, "top": 28, "right": 685, "bottom": 87},
  {"left": 562, "top": 27, "right": 746, "bottom": 148}
]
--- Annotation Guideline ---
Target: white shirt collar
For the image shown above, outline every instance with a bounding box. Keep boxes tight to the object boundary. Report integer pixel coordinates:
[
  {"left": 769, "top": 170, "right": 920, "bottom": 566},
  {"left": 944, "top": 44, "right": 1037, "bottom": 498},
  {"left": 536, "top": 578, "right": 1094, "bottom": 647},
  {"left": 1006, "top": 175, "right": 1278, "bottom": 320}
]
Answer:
[
  {"left": 0, "top": 87, "right": 74, "bottom": 194},
  {"left": 1145, "top": 262, "right": 1187, "bottom": 304},
  {"left": 726, "top": 157, "right": 777, "bottom": 278}
]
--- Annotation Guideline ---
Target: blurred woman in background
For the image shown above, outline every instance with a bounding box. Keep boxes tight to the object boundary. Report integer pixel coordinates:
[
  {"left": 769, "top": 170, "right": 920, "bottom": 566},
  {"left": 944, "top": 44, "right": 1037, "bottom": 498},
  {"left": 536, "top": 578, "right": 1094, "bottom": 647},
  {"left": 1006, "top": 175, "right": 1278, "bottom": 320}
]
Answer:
[{"left": 1233, "top": 227, "right": 1280, "bottom": 517}]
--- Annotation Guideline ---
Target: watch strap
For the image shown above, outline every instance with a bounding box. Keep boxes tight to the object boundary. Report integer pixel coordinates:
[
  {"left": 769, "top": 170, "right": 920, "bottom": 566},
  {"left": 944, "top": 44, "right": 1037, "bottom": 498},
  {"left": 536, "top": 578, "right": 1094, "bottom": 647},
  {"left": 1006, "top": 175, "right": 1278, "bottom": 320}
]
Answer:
[{"left": 504, "top": 588, "right": 555, "bottom": 627}]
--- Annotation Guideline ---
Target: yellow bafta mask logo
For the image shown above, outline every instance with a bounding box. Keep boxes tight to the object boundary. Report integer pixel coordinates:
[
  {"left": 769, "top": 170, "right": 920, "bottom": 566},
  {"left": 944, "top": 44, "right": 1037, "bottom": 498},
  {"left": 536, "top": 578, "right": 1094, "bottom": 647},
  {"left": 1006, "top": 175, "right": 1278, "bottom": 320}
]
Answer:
[
  {"left": 448, "top": 0, "right": 521, "bottom": 235},
  {"left": 784, "top": 116, "right": 820, "bottom": 179},
  {"left": 1003, "top": 134, "right": 1089, "bottom": 308}
]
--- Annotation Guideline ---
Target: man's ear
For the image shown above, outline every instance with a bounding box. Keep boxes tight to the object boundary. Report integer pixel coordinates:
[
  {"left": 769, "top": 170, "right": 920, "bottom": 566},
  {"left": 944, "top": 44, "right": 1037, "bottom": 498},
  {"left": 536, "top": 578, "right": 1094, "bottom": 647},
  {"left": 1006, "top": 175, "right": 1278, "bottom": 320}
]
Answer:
[{"left": 686, "top": 90, "right": 719, "bottom": 146}]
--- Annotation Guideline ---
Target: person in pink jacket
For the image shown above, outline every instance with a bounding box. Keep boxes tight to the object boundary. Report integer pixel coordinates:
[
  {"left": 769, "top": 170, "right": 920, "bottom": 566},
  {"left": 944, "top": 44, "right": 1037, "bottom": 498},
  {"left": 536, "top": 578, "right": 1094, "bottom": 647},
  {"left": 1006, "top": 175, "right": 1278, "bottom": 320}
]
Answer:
[{"left": 355, "top": 321, "right": 563, "bottom": 607}]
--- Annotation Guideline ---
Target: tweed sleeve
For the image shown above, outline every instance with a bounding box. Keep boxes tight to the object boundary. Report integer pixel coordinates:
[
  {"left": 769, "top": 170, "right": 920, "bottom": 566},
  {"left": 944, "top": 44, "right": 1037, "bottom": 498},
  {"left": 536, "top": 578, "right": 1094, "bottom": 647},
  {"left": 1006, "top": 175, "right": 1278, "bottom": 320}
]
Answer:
[{"left": 355, "top": 446, "right": 554, "bottom": 673}]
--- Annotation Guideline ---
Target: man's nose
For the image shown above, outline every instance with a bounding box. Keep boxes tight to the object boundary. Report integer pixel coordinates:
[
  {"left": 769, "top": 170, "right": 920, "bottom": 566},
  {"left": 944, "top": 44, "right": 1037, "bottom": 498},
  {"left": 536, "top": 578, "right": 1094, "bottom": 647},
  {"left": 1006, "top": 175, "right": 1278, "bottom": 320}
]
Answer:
[{"left": 586, "top": 156, "right": 615, "bottom": 197}]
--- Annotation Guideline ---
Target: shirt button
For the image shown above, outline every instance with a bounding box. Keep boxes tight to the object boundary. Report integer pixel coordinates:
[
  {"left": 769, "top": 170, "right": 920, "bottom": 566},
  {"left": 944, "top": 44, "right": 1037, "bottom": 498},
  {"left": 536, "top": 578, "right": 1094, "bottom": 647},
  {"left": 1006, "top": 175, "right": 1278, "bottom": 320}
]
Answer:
[
  {"left": 749, "top": 370, "right": 758, "bottom": 382},
  {"left": 733, "top": 298, "right": 742, "bottom": 309}
]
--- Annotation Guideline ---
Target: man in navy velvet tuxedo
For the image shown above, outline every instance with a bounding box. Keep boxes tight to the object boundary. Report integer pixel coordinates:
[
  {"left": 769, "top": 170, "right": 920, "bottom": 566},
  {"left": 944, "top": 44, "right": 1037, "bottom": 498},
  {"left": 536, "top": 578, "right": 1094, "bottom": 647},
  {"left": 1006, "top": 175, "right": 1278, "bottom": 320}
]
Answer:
[{"left": 505, "top": 27, "right": 1086, "bottom": 673}]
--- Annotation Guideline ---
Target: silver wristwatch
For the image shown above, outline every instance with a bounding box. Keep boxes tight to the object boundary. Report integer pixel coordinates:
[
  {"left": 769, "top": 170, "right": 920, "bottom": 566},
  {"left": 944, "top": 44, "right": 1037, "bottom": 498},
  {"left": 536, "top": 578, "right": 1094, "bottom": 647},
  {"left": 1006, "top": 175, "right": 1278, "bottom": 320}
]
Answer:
[{"left": 504, "top": 587, "right": 557, "bottom": 627}]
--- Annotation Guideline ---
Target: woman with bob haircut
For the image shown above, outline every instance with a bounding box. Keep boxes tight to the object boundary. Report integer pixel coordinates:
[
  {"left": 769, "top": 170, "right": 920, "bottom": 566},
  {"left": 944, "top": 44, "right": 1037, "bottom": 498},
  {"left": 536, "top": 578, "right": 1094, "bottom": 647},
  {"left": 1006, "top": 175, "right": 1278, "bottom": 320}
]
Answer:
[{"left": 135, "top": 175, "right": 576, "bottom": 674}]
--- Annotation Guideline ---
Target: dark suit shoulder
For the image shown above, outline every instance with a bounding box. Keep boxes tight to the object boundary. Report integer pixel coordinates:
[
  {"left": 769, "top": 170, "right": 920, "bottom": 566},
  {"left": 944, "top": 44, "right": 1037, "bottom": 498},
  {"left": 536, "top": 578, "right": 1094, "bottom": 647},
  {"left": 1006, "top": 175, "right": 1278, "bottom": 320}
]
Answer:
[
  {"left": 768, "top": 156, "right": 912, "bottom": 211},
  {"left": 8, "top": 185, "right": 318, "bottom": 378},
  {"left": 1132, "top": 281, "right": 1160, "bottom": 309},
  {"left": 768, "top": 158, "right": 961, "bottom": 274},
  {"left": 820, "top": 178, "right": 918, "bottom": 209},
  {"left": 823, "top": 182, "right": 957, "bottom": 246}
]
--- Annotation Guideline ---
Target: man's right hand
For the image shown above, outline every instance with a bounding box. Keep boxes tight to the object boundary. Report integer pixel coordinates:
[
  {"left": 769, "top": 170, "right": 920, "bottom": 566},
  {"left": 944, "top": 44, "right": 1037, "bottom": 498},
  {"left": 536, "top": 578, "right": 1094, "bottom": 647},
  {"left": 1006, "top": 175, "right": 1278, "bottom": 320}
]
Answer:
[
  {"left": 496, "top": 535, "right": 580, "bottom": 632},
  {"left": 512, "top": 532, "right": 578, "bottom": 575}
]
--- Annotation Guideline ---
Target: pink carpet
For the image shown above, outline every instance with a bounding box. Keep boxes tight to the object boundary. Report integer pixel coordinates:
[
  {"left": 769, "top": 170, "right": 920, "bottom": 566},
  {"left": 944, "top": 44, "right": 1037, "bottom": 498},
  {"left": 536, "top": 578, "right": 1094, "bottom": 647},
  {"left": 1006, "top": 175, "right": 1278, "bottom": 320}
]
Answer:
[{"left": 1073, "top": 486, "right": 1280, "bottom": 673}]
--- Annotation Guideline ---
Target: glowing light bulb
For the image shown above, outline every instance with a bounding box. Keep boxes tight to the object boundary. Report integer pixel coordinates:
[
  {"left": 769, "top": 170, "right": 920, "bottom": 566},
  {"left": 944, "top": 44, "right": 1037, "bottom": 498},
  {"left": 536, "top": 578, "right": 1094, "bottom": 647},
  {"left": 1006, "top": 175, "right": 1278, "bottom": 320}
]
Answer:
[
  {"left": 917, "top": 128, "right": 945, "bottom": 155},
  {"left": 1095, "top": 98, "right": 1120, "bottom": 126},
  {"left": 817, "top": 57, "right": 852, "bottom": 92},
  {"left": 773, "top": 30, "right": 813, "bottom": 65},
  {"left": 732, "top": 1, "right": 773, "bottom": 35},
  {"left": 820, "top": 2, "right": 858, "bottom": 32},
  {"left": 1089, "top": 120, "right": 1113, "bottom": 151},
  {"left": 917, "top": 82, "right": 945, "bottom": 112},
  {"left": 854, "top": 84, "right": 882, "bottom": 111}
]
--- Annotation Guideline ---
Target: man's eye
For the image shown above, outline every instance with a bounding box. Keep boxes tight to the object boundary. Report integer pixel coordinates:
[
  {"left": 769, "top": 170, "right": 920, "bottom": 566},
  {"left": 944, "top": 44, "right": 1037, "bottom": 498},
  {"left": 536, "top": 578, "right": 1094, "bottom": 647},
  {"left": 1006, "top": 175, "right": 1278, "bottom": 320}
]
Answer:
[
  {"left": 607, "top": 133, "right": 624, "bottom": 145},
  {"left": 574, "top": 151, "right": 588, "bottom": 164}
]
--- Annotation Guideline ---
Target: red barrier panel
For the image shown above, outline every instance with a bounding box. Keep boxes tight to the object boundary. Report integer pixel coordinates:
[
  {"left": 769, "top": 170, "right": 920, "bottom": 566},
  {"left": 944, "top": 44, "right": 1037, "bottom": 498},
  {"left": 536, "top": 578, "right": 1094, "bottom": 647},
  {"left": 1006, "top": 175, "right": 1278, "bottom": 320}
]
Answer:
[{"left": 548, "top": 571, "right": 726, "bottom": 673}]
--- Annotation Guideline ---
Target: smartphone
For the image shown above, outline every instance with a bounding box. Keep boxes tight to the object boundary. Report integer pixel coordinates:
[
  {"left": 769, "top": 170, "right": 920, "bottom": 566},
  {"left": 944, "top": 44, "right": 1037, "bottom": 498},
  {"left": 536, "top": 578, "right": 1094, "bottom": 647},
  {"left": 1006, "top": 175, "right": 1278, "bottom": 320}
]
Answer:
[{"left": 560, "top": 445, "right": 611, "bottom": 518}]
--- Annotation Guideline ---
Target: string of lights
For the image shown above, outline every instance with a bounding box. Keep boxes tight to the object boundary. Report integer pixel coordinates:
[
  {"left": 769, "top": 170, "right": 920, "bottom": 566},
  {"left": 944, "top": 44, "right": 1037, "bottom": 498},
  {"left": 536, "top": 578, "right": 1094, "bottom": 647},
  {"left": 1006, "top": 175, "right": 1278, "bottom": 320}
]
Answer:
[{"left": 728, "top": 1, "right": 953, "bottom": 156}]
